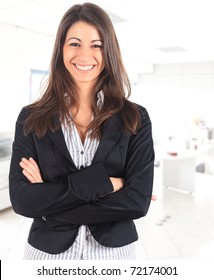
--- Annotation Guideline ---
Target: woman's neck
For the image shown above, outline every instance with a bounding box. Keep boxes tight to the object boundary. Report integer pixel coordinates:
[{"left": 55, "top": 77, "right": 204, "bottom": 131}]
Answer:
[
  {"left": 75, "top": 82, "right": 94, "bottom": 108},
  {"left": 70, "top": 83, "right": 95, "bottom": 144},
  {"left": 70, "top": 82, "right": 94, "bottom": 121}
]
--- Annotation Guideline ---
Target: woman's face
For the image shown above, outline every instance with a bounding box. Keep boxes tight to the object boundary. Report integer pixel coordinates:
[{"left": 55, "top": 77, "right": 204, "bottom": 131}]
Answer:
[{"left": 63, "top": 21, "right": 105, "bottom": 87}]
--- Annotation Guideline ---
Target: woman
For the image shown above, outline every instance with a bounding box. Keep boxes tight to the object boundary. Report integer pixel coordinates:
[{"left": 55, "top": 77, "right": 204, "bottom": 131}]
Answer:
[{"left": 9, "top": 3, "right": 155, "bottom": 260}]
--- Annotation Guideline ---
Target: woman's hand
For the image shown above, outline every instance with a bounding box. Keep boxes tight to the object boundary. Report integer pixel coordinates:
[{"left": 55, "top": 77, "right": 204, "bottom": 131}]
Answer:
[
  {"left": 151, "top": 194, "right": 157, "bottom": 201},
  {"left": 19, "top": 157, "right": 43, "bottom": 183},
  {"left": 109, "top": 177, "right": 124, "bottom": 192}
]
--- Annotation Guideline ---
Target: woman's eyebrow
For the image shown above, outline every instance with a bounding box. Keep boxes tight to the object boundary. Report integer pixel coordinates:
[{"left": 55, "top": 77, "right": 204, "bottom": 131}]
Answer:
[
  {"left": 91, "top": 39, "right": 103, "bottom": 43},
  {"left": 66, "top": 37, "right": 81, "bottom": 42},
  {"left": 66, "top": 37, "right": 103, "bottom": 43}
]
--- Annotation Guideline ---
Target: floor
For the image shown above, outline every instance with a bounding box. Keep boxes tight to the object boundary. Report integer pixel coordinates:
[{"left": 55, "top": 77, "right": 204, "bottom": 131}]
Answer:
[{"left": 1, "top": 167, "right": 214, "bottom": 260}]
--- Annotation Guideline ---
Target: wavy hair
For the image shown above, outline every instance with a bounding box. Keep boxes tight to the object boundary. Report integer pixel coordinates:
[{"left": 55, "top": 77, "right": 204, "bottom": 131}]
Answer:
[{"left": 24, "top": 2, "right": 141, "bottom": 138}]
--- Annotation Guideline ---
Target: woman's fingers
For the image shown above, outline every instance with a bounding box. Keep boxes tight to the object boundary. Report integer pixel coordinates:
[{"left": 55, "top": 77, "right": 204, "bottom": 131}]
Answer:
[
  {"left": 29, "top": 157, "right": 40, "bottom": 170},
  {"left": 22, "top": 169, "right": 37, "bottom": 183},
  {"left": 20, "top": 159, "right": 37, "bottom": 178},
  {"left": 109, "top": 177, "right": 124, "bottom": 192},
  {"left": 19, "top": 157, "right": 43, "bottom": 183},
  {"left": 151, "top": 195, "right": 157, "bottom": 201}
]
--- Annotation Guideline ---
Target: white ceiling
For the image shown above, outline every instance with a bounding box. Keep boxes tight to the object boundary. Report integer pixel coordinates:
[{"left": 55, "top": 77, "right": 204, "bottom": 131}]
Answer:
[{"left": 1, "top": 0, "right": 214, "bottom": 64}]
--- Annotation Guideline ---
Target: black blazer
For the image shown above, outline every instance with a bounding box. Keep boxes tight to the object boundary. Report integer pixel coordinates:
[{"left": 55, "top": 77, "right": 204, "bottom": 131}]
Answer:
[{"left": 9, "top": 104, "right": 154, "bottom": 254}]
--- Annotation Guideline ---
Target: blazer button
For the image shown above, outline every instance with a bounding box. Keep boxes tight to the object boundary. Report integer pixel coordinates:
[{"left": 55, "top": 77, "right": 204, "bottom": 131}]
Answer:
[{"left": 80, "top": 151, "right": 84, "bottom": 155}]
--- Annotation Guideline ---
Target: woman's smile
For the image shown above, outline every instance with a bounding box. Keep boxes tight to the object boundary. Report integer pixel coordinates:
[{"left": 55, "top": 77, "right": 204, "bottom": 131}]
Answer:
[{"left": 73, "top": 63, "right": 95, "bottom": 71}]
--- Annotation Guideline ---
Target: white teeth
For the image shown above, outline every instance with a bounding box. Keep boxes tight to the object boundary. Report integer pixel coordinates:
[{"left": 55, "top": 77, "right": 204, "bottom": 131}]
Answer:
[{"left": 75, "top": 64, "right": 94, "bottom": 70}]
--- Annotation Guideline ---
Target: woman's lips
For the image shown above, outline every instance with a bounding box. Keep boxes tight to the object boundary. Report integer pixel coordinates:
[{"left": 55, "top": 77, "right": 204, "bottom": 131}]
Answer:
[{"left": 74, "top": 64, "right": 94, "bottom": 71}]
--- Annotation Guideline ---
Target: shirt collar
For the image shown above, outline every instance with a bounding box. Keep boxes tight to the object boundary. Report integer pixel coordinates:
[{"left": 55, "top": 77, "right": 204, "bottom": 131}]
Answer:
[
  {"left": 64, "top": 90, "right": 104, "bottom": 108},
  {"left": 97, "top": 90, "right": 104, "bottom": 109}
]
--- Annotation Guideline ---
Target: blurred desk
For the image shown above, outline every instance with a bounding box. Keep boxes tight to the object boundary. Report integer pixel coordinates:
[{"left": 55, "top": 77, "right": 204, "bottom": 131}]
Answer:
[
  {"left": 162, "top": 154, "right": 196, "bottom": 194},
  {"left": 159, "top": 142, "right": 214, "bottom": 194}
]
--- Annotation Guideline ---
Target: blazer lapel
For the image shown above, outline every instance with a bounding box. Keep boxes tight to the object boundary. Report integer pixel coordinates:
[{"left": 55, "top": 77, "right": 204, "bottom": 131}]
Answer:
[
  {"left": 47, "top": 120, "right": 75, "bottom": 167},
  {"left": 92, "top": 113, "right": 123, "bottom": 163},
  {"left": 47, "top": 113, "right": 123, "bottom": 166}
]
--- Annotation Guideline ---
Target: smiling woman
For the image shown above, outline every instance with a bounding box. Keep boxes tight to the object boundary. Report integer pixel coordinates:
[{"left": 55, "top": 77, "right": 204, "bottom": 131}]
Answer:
[
  {"left": 9, "top": 2, "right": 155, "bottom": 260},
  {"left": 63, "top": 21, "right": 105, "bottom": 88}
]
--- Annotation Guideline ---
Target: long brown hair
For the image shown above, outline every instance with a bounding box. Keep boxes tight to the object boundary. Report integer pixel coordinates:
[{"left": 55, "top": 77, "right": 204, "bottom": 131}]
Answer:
[{"left": 24, "top": 2, "right": 141, "bottom": 138}]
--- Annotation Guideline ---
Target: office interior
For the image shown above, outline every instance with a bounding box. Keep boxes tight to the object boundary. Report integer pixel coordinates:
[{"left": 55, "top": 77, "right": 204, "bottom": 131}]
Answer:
[{"left": 0, "top": 0, "right": 214, "bottom": 260}]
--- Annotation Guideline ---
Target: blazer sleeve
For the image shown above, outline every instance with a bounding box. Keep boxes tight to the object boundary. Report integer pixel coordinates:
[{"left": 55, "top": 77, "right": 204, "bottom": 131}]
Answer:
[
  {"left": 9, "top": 108, "right": 113, "bottom": 218},
  {"left": 46, "top": 108, "right": 155, "bottom": 228}
]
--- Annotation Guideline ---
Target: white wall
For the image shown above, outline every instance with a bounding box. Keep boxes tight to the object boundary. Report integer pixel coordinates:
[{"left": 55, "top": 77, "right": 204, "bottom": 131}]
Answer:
[
  {"left": 130, "top": 62, "right": 214, "bottom": 145},
  {"left": 0, "top": 23, "right": 54, "bottom": 132}
]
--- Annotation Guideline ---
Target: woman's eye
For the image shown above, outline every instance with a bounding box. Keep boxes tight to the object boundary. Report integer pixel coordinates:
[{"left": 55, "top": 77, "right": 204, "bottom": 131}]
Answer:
[
  {"left": 69, "top": 43, "right": 80, "bottom": 47},
  {"left": 92, "top": 44, "right": 103, "bottom": 49}
]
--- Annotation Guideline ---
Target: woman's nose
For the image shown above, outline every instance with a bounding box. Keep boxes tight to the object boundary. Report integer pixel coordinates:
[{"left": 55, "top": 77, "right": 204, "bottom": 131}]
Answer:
[{"left": 77, "top": 47, "right": 92, "bottom": 62}]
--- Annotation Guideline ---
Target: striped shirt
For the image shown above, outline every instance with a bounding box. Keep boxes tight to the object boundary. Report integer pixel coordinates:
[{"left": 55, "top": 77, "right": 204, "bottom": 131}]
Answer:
[{"left": 23, "top": 93, "right": 136, "bottom": 260}]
